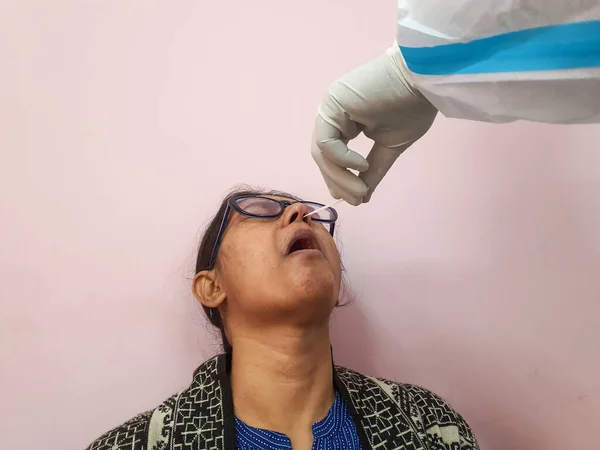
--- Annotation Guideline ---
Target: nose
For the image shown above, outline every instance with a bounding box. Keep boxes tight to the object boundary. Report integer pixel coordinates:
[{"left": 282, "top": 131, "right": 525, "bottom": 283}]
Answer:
[{"left": 281, "top": 202, "right": 312, "bottom": 227}]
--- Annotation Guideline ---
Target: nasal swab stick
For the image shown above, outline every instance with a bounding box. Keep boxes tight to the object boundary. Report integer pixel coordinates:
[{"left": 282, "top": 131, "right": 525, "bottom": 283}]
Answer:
[{"left": 303, "top": 199, "right": 344, "bottom": 218}]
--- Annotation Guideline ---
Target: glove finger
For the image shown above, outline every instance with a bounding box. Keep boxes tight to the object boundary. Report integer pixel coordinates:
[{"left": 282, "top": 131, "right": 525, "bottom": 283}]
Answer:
[
  {"left": 312, "top": 145, "right": 369, "bottom": 205},
  {"left": 314, "top": 117, "right": 369, "bottom": 172},
  {"left": 358, "top": 143, "right": 402, "bottom": 203},
  {"left": 317, "top": 163, "right": 367, "bottom": 206},
  {"left": 319, "top": 170, "right": 365, "bottom": 206},
  {"left": 316, "top": 167, "right": 342, "bottom": 200},
  {"left": 323, "top": 175, "right": 365, "bottom": 206},
  {"left": 313, "top": 155, "right": 369, "bottom": 202}
]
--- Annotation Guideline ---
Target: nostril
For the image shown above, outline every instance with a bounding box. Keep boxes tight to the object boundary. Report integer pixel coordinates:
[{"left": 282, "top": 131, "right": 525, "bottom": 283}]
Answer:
[{"left": 289, "top": 212, "right": 299, "bottom": 223}]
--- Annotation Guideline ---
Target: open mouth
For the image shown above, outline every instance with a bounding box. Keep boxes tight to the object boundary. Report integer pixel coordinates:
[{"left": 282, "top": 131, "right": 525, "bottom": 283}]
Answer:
[{"left": 286, "top": 230, "right": 321, "bottom": 255}]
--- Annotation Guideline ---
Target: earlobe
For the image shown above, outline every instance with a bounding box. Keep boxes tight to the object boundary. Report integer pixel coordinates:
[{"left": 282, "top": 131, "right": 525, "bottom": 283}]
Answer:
[{"left": 193, "top": 270, "right": 226, "bottom": 308}]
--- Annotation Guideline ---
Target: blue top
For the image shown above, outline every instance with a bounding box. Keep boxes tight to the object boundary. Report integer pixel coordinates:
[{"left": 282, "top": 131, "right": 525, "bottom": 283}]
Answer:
[{"left": 235, "top": 393, "right": 362, "bottom": 450}]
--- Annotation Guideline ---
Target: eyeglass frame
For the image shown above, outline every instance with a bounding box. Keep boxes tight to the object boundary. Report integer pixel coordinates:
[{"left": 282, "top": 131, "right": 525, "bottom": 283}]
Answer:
[{"left": 207, "top": 195, "right": 338, "bottom": 269}]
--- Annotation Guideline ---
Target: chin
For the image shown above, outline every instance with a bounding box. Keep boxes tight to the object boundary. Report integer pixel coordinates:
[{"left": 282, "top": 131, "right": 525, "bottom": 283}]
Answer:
[{"left": 287, "top": 265, "right": 339, "bottom": 309}]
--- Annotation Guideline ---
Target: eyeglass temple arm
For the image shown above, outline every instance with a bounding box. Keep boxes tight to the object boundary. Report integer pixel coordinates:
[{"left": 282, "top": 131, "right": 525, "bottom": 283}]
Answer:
[{"left": 208, "top": 205, "right": 232, "bottom": 269}]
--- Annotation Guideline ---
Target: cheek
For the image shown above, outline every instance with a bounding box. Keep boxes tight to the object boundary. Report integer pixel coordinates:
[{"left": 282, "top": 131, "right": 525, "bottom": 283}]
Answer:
[
  {"left": 318, "top": 231, "right": 342, "bottom": 273},
  {"left": 327, "top": 249, "right": 342, "bottom": 281},
  {"left": 219, "top": 230, "right": 276, "bottom": 282}
]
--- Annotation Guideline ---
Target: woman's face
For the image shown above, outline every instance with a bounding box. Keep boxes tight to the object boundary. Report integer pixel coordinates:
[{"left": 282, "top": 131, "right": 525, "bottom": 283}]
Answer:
[{"left": 213, "top": 196, "right": 342, "bottom": 324}]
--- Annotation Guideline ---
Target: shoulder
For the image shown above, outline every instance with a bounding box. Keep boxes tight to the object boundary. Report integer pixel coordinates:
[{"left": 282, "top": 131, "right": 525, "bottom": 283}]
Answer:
[
  {"left": 85, "top": 409, "right": 153, "bottom": 450},
  {"left": 85, "top": 393, "right": 178, "bottom": 450},
  {"left": 85, "top": 356, "right": 225, "bottom": 450},
  {"left": 336, "top": 367, "right": 478, "bottom": 449},
  {"left": 376, "top": 377, "right": 479, "bottom": 450}
]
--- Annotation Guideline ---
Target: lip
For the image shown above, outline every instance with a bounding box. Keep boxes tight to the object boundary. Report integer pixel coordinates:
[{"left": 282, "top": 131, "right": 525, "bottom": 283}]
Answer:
[{"left": 285, "top": 228, "right": 322, "bottom": 256}]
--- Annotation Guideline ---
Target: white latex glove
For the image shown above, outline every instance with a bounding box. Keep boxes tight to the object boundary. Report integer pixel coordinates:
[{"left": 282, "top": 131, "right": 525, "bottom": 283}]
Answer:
[{"left": 312, "top": 45, "right": 438, "bottom": 205}]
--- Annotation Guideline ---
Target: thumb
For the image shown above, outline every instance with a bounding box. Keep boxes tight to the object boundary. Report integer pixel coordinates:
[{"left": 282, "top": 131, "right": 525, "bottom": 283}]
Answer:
[{"left": 358, "top": 143, "right": 402, "bottom": 203}]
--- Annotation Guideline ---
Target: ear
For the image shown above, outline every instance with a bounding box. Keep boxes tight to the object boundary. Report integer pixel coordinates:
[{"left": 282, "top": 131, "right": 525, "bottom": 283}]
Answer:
[{"left": 193, "top": 270, "right": 227, "bottom": 309}]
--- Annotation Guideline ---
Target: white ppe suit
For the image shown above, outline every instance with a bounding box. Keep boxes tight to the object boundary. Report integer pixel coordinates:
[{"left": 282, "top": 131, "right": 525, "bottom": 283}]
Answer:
[{"left": 312, "top": 1, "right": 600, "bottom": 205}]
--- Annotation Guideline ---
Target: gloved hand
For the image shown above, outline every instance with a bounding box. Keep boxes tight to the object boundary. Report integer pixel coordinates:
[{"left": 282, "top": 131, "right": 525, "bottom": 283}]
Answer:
[{"left": 312, "top": 45, "right": 438, "bottom": 205}]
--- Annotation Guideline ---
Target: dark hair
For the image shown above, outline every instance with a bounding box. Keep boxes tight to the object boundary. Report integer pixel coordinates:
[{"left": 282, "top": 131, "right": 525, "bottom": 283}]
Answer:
[{"left": 194, "top": 186, "right": 350, "bottom": 354}]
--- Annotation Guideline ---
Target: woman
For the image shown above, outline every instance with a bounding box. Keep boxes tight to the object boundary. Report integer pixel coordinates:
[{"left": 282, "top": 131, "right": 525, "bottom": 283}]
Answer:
[{"left": 87, "top": 188, "right": 479, "bottom": 450}]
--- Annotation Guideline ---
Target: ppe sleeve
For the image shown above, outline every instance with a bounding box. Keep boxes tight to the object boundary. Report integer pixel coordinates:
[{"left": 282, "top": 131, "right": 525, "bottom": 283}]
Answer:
[{"left": 396, "top": 0, "right": 600, "bottom": 124}]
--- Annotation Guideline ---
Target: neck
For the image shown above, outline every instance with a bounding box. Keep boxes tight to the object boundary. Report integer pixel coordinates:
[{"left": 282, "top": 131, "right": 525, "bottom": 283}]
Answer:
[{"left": 230, "top": 324, "right": 335, "bottom": 439}]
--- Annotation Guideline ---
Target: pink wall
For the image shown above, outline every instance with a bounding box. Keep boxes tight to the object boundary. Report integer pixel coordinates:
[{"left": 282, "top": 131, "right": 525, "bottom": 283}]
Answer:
[{"left": 1, "top": 2, "right": 599, "bottom": 449}]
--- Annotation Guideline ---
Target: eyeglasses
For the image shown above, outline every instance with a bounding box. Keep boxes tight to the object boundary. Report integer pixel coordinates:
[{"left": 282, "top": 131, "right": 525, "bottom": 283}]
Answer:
[{"left": 208, "top": 195, "right": 338, "bottom": 269}]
